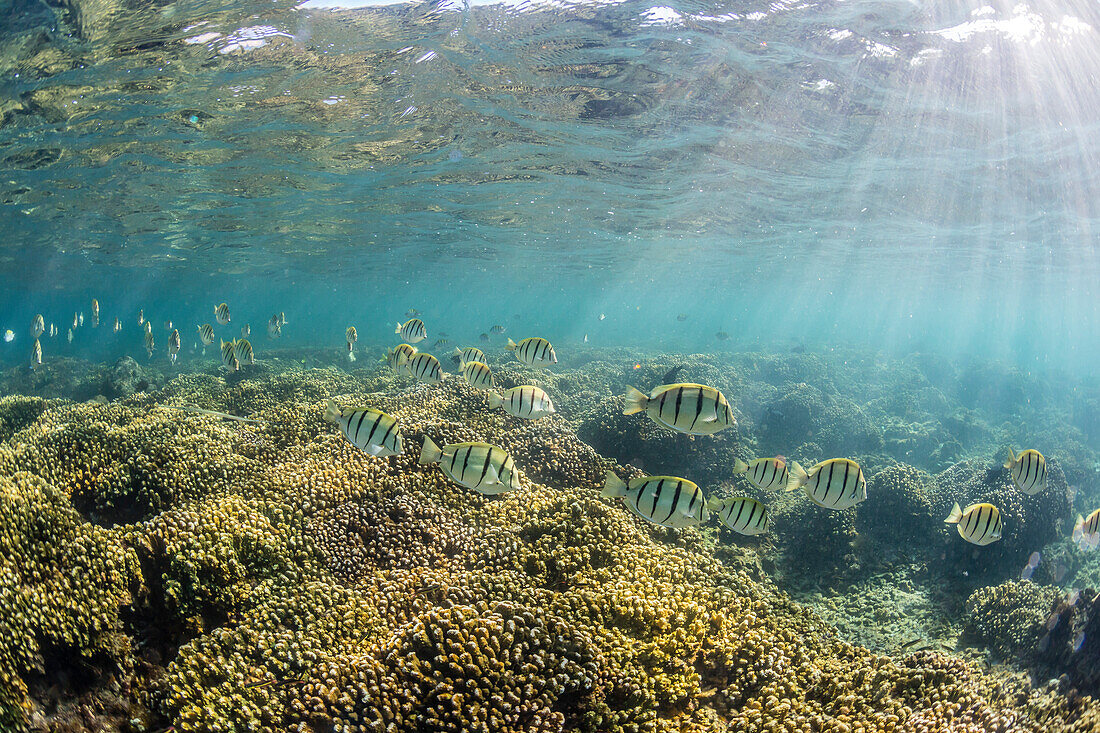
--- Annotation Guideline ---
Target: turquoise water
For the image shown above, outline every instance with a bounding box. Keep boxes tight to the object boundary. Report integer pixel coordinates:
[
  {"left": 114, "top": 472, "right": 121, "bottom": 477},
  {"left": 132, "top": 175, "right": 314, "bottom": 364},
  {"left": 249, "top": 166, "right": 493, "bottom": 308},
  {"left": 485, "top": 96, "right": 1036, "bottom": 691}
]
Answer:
[
  {"left": 3, "top": 0, "right": 1100, "bottom": 372},
  {"left": 5, "top": 1, "right": 1100, "bottom": 730}
]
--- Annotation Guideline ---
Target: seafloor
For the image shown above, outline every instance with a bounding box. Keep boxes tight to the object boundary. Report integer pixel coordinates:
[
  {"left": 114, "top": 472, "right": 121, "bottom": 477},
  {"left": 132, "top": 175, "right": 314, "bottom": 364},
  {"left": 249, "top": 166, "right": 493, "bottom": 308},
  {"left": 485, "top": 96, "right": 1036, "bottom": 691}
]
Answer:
[{"left": 2, "top": 346, "right": 1100, "bottom": 732}]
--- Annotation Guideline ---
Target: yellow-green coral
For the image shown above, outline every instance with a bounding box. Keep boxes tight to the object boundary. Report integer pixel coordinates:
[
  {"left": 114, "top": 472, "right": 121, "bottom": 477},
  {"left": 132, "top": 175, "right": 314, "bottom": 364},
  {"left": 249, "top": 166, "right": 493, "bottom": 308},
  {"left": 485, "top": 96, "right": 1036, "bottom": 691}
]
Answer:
[{"left": 0, "top": 367, "right": 1097, "bottom": 733}]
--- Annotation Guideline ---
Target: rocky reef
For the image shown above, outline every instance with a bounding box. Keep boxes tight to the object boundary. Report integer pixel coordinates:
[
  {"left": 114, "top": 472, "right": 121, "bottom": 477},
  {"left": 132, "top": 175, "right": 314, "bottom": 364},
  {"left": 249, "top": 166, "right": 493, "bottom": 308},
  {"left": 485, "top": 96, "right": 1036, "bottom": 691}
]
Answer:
[{"left": 0, "top": 358, "right": 1098, "bottom": 732}]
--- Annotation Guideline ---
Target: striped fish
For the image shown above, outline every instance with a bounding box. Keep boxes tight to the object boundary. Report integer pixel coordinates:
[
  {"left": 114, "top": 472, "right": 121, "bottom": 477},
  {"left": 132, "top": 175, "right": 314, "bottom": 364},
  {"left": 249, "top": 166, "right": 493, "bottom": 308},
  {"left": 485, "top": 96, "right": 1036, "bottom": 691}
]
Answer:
[
  {"left": 241, "top": 324, "right": 250, "bottom": 338},
  {"left": 234, "top": 338, "right": 254, "bottom": 366},
  {"left": 711, "top": 496, "right": 769, "bottom": 536},
  {"left": 30, "top": 338, "right": 42, "bottom": 370},
  {"left": 733, "top": 457, "right": 790, "bottom": 491},
  {"left": 601, "top": 471, "right": 709, "bottom": 529},
  {"left": 1074, "top": 509, "right": 1100, "bottom": 548},
  {"left": 944, "top": 502, "right": 1002, "bottom": 546},
  {"left": 197, "top": 324, "right": 215, "bottom": 345},
  {"left": 488, "top": 385, "right": 556, "bottom": 419},
  {"left": 388, "top": 343, "right": 417, "bottom": 375},
  {"left": 506, "top": 337, "right": 557, "bottom": 367},
  {"left": 325, "top": 399, "right": 403, "bottom": 457},
  {"left": 454, "top": 346, "right": 486, "bottom": 365},
  {"left": 144, "top": 330, "right": 155, "bottom": 357},
  {"left": 787, "top": 458, "right": 866, "bottom": 510},
  {"left": 1004, "top": 448, "right": 1047, "bottom": 495},
  {"left": 346, "top": 326, "right": 357, "bottom": 362},
  {"left": 168, "top": 329, "right": 180, "bottom": 364},
  {"left": 31, "top": 314, "right": 44, "bottom": 339},
  {"left": 395, "top": 318, "right": 427, "bottom": 343},
  {"left": 623, "top": 383, "right": 735, "bottom": 436},
  {"left": 220, "top": 339, "right": 239, "bottom": 371},
  {"left": 460, "top": 360, "right": 494, "bottom": 391},
  {"left": 419, "top": 437, "right": 521, "bottom": 495},
  {"left": 91, "top": 299, "right": 99, "bottom": 328},
  {"left": 214, "top": 302, "right": 231, "bottom": 325},
  {"left": 406, "top": 352, "right": 443, "bottom": 384},
  {"left": 114, "top": 318, "right": 122, "bottom": 333},
  {"left": 267, "top": 314, "right": 282, "bottom": 339}
]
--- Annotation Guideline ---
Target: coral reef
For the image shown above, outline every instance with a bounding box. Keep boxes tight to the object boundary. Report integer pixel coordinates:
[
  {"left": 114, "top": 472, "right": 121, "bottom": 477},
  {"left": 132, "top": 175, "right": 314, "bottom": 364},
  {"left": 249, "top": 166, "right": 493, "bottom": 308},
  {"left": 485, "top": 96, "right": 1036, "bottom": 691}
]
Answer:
[
  {"left": 1, "top": 357, "right": 1099, "bottom": 732},
  {"left": 930, "top": 459, "right": 1073, "bottom": 584},
  {"left": 964, "top": 581, "right": 1064, "bottom": 663}
]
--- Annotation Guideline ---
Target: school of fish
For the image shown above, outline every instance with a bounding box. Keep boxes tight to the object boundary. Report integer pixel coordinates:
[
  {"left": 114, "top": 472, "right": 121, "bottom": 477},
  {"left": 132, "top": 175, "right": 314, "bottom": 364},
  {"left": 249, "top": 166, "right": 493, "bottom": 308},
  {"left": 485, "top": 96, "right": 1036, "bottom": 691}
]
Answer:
[{"left": 9, "top": 303, "right": 1088, "bottom": 553}]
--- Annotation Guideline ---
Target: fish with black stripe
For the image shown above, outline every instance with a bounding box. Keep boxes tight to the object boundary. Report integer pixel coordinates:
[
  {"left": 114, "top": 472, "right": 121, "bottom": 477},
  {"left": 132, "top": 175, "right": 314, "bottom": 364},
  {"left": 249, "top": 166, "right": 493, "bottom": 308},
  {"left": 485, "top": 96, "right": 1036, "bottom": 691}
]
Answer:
[
  {"left": 623, "top": 383, "right": 735, "bottom": 436},
  {"left": 419, "top": 437, "right": 521, "bottom": 494},
  {"left": 395, "top": 318, "right": 427, "bottom": 343},
  {"left": 346, "top": 326, "right": 357, "bottom": 362},
  {"left": 31, "top": 314, "right": 44, "bottom": 339},
  {"left": 214, "top": 302, "right": 231, "bottom": 325},
  {"left": 220, "top": 339, "right": 240, "bottom": 371},
  {"left": 30, "top": 339, "right": 42, "bottom": 370},
  {"left": 733, "top": 456, "right": 790, "bottom": 491},
  {"left": 460, "top": 360, "right": 494, "bottom": 391},
  {"left": 406, "top": 352, "right": 443, "bottom": 384},
  {"left": 144, "top": 330, "right": 155, "bottom": 357},
  {"left": 267, "top": 314, "right": 282, "bottom": 339},
  {"left": 91, "top": 299, "right": 99, "bottom": 328},
  {"left": 601, "top": 471, "right": 709, "bottom": 528},
  {"left": 234, "top": 338, "right": 255, "bottom": 366},
  {"left": 786, "top": 458, "right": 866, "bottom": 510},
  {"left": 388, "top": 343, "right": 417, "bottom": 375},
  {"left": 453, "top": 346, "right": 486, "bottom": 365},
  {"left": 1074, "top": 509, "right": 1100, "bottom": 548},
  {"left": 944, "top": 502, "right": 1002, "bottom": 545},
  {"left": 506, "top": 337, "right": 557, "bottom": 367},
  {"left": 1004, "top": 448, "right": 1047, "bottom": 495},
  {"left": 488, "top": 385, "right": 556, "bottom": 419},
  {"left": 168, "top": 329, "right": 181, "bottom": 364},
  {"left": 324, "top": 399, "right": 403, "bottom": 457},
  {"left": 710, "top": 496, "right": 769, "bottom": 535}
]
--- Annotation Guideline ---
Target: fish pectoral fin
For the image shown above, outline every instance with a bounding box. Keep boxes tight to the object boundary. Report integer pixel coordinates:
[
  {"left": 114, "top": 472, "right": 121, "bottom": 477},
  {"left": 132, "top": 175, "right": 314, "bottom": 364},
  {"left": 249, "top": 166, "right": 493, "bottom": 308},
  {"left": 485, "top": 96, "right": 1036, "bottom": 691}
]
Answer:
[
  {"left": 699, "top": 414, "right": 719, "bottom": 422},
  {"left": 483, "top": 465, "right": 503, "bottom": 485},
  {"left": 365, "top": 444, "right": 387, "bottom": 457}
]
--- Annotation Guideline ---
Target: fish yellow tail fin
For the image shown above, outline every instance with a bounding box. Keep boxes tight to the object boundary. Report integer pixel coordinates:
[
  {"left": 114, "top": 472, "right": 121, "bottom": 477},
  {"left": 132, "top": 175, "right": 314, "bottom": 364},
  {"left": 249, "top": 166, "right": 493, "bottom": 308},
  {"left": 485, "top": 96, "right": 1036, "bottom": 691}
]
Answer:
[
  {"left": 601, "top": 471, "right": 628, "bottom": 499},
  {"left": 453, "top": 347, "right": 463, "bottom": 358},
  {"left": 1004, "top": 448, "right": 1017, "bottom": 469},
  {"left": 709, "top": 497, "right": 730, "bottom": 513},
  {"left": 487, "top": 391, "right": 502, "bottom": 410},
  {"left": 1073, "top": 514, "right": 1085, "bottom": 542},
  {"left": 623, "top": 386, "right": 648, "bottom": 415},
  {"left": 944, "top": 502, "right": 963, "bottom": 524},
  {"left": 394, "top": 322, "right": 403, "bottom": 334},
  {"left": 324, "top": 399, "right": 341, "bottom": 423},
  {"left": 732, "top": 458, "right": 748, "bottom": 474},
  {"left": 506, "top": 338, "right": 518, "bottom": 351},
  {"left": 348, "top": 352, "right": 356, "bottom": 362},
  {"left": 785, "top": 461, "right": 809, "bottom": 492},
  {"left": 419, "top": 436, "right": 443, "bottom": 465}
]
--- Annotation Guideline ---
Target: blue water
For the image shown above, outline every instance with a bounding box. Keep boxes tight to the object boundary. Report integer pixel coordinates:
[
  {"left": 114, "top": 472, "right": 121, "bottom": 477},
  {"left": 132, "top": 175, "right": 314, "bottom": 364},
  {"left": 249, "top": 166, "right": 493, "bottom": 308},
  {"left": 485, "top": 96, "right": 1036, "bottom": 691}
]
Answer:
[{"left": 2, "top": 0, "right": 1099, "bottom": 371}]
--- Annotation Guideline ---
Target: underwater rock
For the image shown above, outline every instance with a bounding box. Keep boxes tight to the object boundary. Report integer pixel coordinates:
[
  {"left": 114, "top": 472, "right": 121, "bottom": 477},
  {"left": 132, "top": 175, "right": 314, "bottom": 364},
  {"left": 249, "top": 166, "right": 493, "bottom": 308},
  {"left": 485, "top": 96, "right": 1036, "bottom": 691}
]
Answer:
[
  {"left": 104, "top": 356, "right": 150, "bottom": 398},
  {"left": 856, "top": 464, "right": 938, "bottom": 559},
  {"left": 757, "top": 381, "right": 883, "bottom": 458}
]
